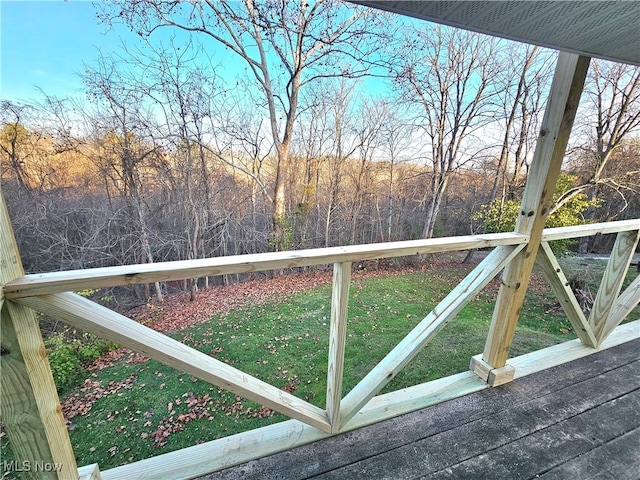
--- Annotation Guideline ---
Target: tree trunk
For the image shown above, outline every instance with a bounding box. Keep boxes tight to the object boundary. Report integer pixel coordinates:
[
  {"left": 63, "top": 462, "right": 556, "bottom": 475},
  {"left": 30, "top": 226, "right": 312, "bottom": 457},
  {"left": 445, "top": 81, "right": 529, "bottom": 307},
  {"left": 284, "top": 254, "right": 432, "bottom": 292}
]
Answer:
[{"left": 272, "top": 144, "right": 290, "bottom": 251}]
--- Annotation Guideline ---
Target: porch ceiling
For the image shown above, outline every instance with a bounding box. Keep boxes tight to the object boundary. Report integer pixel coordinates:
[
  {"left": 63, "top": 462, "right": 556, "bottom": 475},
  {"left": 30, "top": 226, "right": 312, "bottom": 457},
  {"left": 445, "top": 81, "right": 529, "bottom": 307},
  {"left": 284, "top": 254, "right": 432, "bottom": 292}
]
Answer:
[{"left": 353, "top": 0, "right": 640, "bottom": 66}]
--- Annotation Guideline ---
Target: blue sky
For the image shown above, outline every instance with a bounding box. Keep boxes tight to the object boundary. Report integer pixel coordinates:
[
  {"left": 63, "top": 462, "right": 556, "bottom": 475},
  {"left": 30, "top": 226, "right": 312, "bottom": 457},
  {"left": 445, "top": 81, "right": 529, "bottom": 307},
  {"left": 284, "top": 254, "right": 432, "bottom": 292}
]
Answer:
[
  {"left": 1, "top": 1, "right": 392, "bottom": 105},
  {"left": 1, "top": 1, "right": 160, "bottom": 102}
]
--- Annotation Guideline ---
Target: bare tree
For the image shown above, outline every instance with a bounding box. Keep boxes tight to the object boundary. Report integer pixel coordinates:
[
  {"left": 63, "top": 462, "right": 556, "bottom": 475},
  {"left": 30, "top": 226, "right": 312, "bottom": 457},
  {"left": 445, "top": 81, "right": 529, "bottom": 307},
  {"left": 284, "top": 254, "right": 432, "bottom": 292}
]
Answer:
[
  {"left": 100, "top": 0, "right": 385, "bottom": 249},
  {"left": 491, "top": 45, "right": 541, "bottom": 201},
  {"left": 378, "top": 101, "right": 418, "bottom": 241},
  {"left": 1, "top": 101, "right": 49, "bottom": 193},
  {"left": 121, "top": 38, "right": 228, "bottom": 299},
  {"left": 485, "top": 46, "right": 554, "bottom": 233},
  {"left": 558, "top": 61, "right": 640, "bottom": 224},
  {"left": 391, "top": 25, "right": 501, "bottom": 239},
  {"left": 348, "top": 98, "right": 387, "bottom": 244},
  {"left": 324, "top": 79, "right": 363, "bottom": 247},
  {"left": 82, "top": 56, "right": 165, "bottom": 300}
]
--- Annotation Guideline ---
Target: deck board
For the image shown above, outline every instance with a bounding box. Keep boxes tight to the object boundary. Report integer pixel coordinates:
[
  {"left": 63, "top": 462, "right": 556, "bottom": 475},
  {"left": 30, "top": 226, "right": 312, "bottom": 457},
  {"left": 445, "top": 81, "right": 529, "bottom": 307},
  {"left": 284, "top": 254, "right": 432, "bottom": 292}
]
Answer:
[
  {"left": 200, "top": 338, "right": 640, "bottom": 480},
  {"left": 537, "top": 428, "right": 640, "bottom": 480}
]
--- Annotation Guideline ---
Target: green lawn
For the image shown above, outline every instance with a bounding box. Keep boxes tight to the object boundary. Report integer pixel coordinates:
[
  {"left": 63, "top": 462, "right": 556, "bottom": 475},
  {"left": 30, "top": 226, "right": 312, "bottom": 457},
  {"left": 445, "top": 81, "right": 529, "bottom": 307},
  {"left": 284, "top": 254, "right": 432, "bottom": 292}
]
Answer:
[{"left": 1, "top": 255, "right": 637, "bottom": 475}]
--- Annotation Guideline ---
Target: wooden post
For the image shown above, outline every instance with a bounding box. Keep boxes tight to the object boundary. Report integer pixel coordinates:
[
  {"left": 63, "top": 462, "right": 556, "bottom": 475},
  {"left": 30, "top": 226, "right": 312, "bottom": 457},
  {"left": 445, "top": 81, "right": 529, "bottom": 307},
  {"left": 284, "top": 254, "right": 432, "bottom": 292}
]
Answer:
[
  {"left": 481, "top": 53, "right": 591, "bottom": 381},
  {"left": 78, "top": 464, "right": 101, "bottom": 480},
  {"left": 0, "top": 195, "right": 79, "bottom": 479},
  {"left": 326, "top": 262, "right": 351, "bottom": 433}
]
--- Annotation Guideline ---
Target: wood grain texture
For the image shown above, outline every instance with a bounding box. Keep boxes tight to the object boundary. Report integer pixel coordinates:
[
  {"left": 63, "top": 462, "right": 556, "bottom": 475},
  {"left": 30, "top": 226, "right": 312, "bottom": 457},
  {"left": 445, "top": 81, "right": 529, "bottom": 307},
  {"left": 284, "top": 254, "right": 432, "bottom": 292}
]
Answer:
[
  {"left": 470, "top": 354, "right": 493, "bottom": 382},
  {"left": 17, "top": 292, "right": 331, "bottom": 432},
  {"left": 599, "top": 275, "right": 640, "bottom": 342},
  {"left": 0, "top": 302, "right": 76, "bottom": 479},
  {"left": 487, "top": 364, "right": 515, "bottom": 386},
  {"left": 326, "top": 262, "right": 351, "bottom": 433},
  {"left": 4, "top": 232, "right": 528, "bottom": 299},
  {"left": 469, "top": 355, "right": 515, "bottom": 386},
  {"left": 540, "top": 219, "right": 639, "bottom": 241},
  {"left": 589, "top": 229, "right": 640, "bottom": 343},
  {"left": 483, "top": 53, "right": 591, "bottom": 368},
  {"left": 1, "top": 195, "right": 78, "bottom": 479},
  {"left": 0, "top": 197, "right": 25, "bottom": 284}
]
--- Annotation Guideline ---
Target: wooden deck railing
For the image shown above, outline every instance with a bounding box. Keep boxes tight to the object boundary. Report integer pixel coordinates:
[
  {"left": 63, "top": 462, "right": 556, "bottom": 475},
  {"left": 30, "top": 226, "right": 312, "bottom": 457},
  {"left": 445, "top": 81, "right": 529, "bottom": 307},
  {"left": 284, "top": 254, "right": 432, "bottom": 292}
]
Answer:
[
  {"left": 2, "top": 192, "right": 639, "bottom": 479},
  {"left": 1, "top": 52, "right": 639, "bottom": 480}
]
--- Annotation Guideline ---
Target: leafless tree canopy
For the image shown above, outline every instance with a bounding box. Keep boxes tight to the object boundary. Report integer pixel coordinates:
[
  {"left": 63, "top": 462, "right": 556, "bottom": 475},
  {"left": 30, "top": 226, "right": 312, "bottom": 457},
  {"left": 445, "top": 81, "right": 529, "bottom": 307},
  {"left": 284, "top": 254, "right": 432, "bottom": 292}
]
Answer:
[{"left": 2, "top": 1, "right": 639, "bottom": 304}]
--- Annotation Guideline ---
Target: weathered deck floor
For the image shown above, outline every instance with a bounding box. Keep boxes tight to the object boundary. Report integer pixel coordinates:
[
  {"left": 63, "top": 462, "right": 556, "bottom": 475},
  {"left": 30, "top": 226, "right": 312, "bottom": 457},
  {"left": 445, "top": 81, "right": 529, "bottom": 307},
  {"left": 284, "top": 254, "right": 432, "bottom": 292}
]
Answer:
[{"left": 201, "top": 338, "right": 640, "bottom": 480}]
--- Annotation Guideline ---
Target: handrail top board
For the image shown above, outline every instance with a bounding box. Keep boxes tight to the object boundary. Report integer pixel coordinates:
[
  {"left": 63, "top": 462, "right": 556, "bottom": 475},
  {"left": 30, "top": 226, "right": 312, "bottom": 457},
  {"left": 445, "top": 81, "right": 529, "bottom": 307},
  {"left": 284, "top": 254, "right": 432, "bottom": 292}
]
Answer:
[
  {"left": 3, "top": 219, "right": 639, "bottom": 299},
  {"left": 541, "top": 219, "right": 640, "bottom": 240},
  {"left": 5, "top": 232, "right": 527, "bottom": 298}
]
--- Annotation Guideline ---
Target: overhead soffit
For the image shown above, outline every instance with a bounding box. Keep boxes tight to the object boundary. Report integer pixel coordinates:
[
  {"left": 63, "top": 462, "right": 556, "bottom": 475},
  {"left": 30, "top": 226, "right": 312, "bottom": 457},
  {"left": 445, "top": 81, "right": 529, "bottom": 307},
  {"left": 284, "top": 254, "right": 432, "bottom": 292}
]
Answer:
[{"left": 353, "top": 1, "right": 640, "bottom": 66}]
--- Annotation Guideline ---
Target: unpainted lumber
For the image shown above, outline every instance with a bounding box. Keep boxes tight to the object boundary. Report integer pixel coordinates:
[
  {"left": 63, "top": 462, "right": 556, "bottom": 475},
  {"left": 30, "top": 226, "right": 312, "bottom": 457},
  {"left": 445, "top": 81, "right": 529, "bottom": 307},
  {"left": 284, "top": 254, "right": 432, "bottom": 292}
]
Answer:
[
  {"left": 484, "top": 53, "right": 591, "bottom": 368},
  {"left": 598, "top": 274, "right": 640, "bottom": 343},
  {"left": 510, "top": 321, "right": 639, "bottom": 379},
  {"left": 326, "top": 262, "right": 351, "bottom": 433},
  {"left": 0, "top": 195, "right": 78, "bottom": 479},
  {"left": 78, "top": 464, "right": 101, "bottom": 480},
  {"left": 540, "top": 219, "right": 639, "bottom": 242},
  {"left": 338, "top": 243, "right": 524, "bottom": 428},
  {"left": 4, "top": 232, "right": 528, "bottom": 299},
  {"left": 470, "top": 354, "right": 492, "bottom": 382},
  {"left": 469, "top": 355, "right": 514, "bottom": 386},
  {"left": 589, "top": 229, "right": 640, "bottom": 344},
  {"left": 487, "top": 364, "right": 516, "bottom": 386},
  {"left": 6, "top": 221, "right": 638, "bottom": 302},
  {"left": 17, "top": 292, "right": 331, "bottom": 432}
]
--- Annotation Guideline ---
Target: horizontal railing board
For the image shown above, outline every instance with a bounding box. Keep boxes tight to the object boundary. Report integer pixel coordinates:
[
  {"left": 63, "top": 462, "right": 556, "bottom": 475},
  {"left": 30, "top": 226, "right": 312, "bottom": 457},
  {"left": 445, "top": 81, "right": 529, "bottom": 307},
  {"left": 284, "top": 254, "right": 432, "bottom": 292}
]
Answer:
[
  {"left": 98, "top": 321, "right": 639, "bottom": 480},
  {"left": 99, "top": 373, "right": 490, "bottom": 480},
  {"left": 4, "top": 232, "right": 528, "bottom": 299},
  {"left": 510, "top": 320, "right": 639, "bottom": 378},
  {"left": 540, "top": 219, "right": 639, "bottom": 241},
  {"left": 5, "top": 220, "right": 638, "bottom": 300}
]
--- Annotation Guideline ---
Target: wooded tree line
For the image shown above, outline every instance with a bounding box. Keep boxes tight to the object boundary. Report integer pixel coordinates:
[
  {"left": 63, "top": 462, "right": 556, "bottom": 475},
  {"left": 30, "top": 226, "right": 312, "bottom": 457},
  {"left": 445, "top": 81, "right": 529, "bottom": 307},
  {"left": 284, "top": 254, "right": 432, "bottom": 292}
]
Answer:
[{"left": 2, "top": 0, "right": 639, "bottom": 304}]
